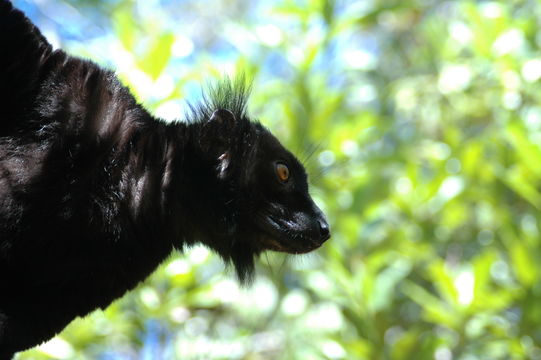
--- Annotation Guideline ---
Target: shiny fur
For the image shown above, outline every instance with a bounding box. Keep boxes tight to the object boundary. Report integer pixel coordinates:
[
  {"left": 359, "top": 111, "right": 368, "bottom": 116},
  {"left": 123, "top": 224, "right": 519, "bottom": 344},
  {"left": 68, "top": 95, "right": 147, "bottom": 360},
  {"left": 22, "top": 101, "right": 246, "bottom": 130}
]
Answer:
[{"left": 0, "top": 1, "right": 329, "bottom": 356}]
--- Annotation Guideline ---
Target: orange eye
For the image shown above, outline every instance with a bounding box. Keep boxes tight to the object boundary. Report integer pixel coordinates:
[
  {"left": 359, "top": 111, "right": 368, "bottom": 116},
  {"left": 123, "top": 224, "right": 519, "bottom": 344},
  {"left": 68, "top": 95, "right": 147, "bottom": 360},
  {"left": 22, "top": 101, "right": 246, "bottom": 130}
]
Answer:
[{"left": 276, "top": 163, "right": 290, "bottom": 182}]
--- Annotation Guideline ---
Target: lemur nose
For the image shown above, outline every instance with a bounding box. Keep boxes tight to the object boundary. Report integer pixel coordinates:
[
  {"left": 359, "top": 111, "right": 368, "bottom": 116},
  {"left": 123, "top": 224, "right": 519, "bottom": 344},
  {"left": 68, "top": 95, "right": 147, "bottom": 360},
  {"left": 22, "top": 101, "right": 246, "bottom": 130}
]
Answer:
[{"left": 318, "top": 219, "right": 330, "bottom": 242}]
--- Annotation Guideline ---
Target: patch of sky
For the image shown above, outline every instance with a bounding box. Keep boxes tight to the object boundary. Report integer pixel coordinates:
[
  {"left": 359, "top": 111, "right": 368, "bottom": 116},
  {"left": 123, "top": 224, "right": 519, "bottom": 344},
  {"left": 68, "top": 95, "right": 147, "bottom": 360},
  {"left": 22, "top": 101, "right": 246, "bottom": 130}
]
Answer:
[
  {"left": 16, "top": 0, "right": 108, "bottom": 42},
  {"left": 140, "top": 319, "right": 175, "bottom": 360}
]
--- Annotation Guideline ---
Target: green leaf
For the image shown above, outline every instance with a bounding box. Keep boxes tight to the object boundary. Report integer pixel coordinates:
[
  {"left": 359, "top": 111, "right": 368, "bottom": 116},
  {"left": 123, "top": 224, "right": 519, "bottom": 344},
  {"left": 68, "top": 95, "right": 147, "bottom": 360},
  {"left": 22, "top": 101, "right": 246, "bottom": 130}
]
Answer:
[
  {"left": 113, "top": 7, "right": 137, "bottom": 51},
  {"left": 402, "top": 281, "right": 460, "bottom": 329},
  {"left": 138, "top": 32, "right": 175, "bottom": 80}
]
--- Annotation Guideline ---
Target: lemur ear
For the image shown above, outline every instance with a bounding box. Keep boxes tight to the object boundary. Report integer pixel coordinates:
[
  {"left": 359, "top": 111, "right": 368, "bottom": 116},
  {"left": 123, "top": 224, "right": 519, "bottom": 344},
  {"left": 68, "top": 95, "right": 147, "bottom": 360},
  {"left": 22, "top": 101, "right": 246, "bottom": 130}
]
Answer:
[
  {"left": 200, "top": 109, "right": 236, "bottom": 178},
  {"left": 200, "top": 109, "right": 236, "bottom": 151},
  {"left": 209, "top": 109, "right": 236, "bottom": 127}
]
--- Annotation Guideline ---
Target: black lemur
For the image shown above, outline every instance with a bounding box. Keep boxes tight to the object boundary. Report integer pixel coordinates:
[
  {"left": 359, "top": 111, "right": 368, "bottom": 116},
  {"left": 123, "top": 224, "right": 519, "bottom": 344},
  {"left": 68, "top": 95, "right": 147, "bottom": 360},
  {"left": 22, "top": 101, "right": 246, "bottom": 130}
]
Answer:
[{"left": 0, "top": 0, "right": 330, "bottom": 357}]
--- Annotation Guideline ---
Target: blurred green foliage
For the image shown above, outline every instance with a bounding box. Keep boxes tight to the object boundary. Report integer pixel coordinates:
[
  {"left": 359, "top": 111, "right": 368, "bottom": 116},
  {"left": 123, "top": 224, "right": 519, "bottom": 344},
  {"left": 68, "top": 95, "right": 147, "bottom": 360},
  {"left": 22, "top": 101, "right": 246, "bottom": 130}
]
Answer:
[{"left": 15, "top": 0, "right": 541, "bottom": 359}]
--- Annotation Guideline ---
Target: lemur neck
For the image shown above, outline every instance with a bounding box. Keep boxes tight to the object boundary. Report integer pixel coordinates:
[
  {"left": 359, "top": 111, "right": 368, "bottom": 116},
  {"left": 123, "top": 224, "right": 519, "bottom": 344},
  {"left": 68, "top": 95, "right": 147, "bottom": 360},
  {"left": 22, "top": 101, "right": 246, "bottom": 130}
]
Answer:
[{"left": 121, "top": 116, "right": 209, "bottom": 247}]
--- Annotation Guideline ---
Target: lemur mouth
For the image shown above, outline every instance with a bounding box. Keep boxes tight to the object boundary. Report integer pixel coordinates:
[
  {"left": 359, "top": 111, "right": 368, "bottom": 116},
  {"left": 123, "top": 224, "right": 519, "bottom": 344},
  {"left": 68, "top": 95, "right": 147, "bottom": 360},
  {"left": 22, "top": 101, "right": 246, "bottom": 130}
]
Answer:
[
  {"left": 259, "top": 235, "right": 322, "bottom": 254},
  {"left": 258, "top": 215, "right": 326, "bottom": 254}
]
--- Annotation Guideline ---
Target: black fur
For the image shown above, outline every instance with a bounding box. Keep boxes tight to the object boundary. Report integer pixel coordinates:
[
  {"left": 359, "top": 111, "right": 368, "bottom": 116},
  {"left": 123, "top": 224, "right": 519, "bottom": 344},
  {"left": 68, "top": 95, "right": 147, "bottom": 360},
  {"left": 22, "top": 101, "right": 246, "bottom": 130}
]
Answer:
[{"left": 0, "top": 1, "right": 330, "bottom": 357}]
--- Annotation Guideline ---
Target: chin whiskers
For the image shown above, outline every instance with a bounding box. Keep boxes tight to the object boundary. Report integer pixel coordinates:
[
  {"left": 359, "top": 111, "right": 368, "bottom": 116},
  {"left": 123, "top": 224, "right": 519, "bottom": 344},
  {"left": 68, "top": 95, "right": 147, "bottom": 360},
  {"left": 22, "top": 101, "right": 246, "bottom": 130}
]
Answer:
[
  {"left": 278, "top": 254, "right": 288, "bottom": 274},
  {"left": 263, "top": 251, "right": 275, "bottom": 277}
]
